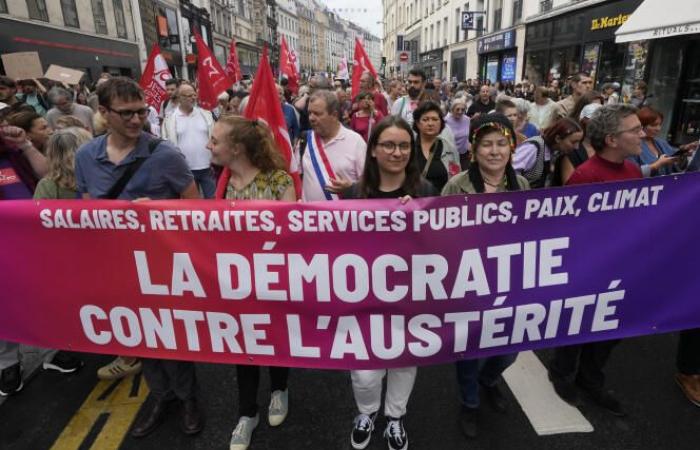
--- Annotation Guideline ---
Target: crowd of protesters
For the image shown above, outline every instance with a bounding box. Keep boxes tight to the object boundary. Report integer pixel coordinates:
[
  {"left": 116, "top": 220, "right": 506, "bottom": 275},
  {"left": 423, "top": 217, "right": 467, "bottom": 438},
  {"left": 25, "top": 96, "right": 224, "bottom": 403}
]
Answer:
[{"left": 1, "top": 65, "right": 700, "bottom": 450}]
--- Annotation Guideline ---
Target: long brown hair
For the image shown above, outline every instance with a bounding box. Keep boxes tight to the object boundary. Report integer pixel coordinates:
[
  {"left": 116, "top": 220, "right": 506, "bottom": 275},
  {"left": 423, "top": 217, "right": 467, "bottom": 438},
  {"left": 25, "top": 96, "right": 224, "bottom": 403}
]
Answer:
[
  {"left": 46, "top": 127, "right": 92, "bottom": 190},
  {"left": 217, "top": 114, "right": 287, "bottom": 172}
]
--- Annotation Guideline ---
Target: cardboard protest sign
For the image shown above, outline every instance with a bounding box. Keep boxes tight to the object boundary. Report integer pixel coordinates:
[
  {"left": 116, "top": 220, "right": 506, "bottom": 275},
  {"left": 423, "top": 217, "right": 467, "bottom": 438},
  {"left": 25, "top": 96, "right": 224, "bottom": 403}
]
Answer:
[
  {"left": 1, "top": 52, "right": 44, "bottom": 80},
  {"left": 44, "top": 64, "right": 84, "bottom": 85}
]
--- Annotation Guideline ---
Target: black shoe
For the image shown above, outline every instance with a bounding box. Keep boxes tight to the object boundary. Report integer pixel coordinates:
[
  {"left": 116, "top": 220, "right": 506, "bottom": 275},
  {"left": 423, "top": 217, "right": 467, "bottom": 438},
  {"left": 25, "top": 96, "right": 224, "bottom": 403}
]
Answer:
[
  {"left": 43, "top": 351, "right": 84, "bottom": 373},
  {"left": 131, "top": 396, "right": 173, "bottom": 438},
  {"left": 350, "top": 411, "right": 377, "bottom": 449},
  {"left": 481, "top": 381, "right": 508, "bottom": 413},
  {"left": 459, "top": 407, "right": 478, "bottom": 439},
  {"left": 579, "top": 386, "right": 626, "bottom": 417},
  {"left": 180, "top": 398, "right": 204, "bottom": 435},
  {"left": 384, "top": 416, "right": 408, "bottom": 450},
  {"left": 0, "top": 364, "right": 23, "bottom": 396},
  {"left": 548, "top": 370, "right": 579, "bottom": 404}
]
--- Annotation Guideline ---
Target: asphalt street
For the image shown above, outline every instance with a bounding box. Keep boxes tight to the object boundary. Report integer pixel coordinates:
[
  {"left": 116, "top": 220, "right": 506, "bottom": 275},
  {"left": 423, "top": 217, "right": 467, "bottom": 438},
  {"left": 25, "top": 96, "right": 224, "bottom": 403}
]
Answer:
[{"left": 0, "top": 332, "right": 698, "bottom": 450}]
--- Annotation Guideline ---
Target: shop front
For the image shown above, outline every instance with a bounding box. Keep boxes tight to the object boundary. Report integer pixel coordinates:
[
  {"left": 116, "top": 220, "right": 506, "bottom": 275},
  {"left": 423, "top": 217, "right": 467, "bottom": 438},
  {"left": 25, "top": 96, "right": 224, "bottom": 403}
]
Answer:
[
  {"left": 416, "top": 48, "right": 444, "bottom": 79},
  {"left": 450, "top": 49, "right": 467, "bottom": 82},
  {"left": 524, "top": 0, "right": 644, "bottom": 90},
  {"left": 616, "top": 0, "right": 700, "bottom": 143},
  {"left": 477, "top": 29, "right": 517, "bottom": 84}
]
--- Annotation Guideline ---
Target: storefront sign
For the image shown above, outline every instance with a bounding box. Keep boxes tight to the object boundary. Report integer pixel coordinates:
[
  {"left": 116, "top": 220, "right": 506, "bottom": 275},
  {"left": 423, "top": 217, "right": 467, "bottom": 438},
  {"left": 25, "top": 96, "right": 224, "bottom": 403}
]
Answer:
[
  {"left": 591, "top": 13, "right": 630, "bottom": 31},
  {"left": 501, "top": 55, "right": 516, "bottom": 82},
  {"left": 478, "top": 30, "right": 516, "bottom": 54}
]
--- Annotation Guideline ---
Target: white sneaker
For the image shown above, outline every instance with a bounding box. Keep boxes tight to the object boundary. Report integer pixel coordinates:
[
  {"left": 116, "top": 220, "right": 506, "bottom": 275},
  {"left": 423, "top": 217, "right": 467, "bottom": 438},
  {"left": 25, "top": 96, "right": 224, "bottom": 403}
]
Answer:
[
  {"left": 268, "top": 389, "right": 289, "bottom": 426},
  {"left": 229, "top": 414, "right": 259, "bottom": 450}
]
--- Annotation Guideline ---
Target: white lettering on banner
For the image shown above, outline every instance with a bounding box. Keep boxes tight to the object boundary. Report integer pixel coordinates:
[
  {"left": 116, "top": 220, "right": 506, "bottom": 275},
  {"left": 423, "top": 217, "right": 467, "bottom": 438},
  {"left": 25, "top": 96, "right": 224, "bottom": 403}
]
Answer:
[{"left": 77, "top": 279, "right": 625, "bottom": 360}]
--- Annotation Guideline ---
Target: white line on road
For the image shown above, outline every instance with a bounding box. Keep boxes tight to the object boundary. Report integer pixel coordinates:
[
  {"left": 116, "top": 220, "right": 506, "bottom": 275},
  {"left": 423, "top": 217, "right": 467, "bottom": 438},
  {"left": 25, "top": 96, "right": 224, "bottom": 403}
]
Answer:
[{"left": 503, "top": 351, "right": 594, "bottom": 436}]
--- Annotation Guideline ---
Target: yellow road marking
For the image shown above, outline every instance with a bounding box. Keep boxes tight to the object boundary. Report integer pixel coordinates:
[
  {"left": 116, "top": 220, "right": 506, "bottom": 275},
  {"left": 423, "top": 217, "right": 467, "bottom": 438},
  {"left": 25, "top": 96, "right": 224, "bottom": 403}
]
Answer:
[{"left": 50, "top": 375, "right": 149, "bottom": 450}]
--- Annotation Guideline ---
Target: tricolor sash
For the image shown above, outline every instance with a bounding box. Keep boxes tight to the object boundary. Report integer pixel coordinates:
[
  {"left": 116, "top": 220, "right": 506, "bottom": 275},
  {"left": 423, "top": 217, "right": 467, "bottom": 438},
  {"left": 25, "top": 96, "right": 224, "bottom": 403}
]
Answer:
[{"left": 306, "top": 130, "right": 339, "bottom": 200}]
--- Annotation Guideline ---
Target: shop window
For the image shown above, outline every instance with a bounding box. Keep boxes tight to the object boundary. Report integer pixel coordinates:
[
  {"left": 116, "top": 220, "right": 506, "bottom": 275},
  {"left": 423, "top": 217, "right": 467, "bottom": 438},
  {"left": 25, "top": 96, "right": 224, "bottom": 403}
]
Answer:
[
  {"left": 549, "top": 46, "right": 581, "bottom": 85},
  {"left": 26, "top": 0, "right": 49, "bottom": 21},
  {"left": 525, "top": 50, "right": 547, "bottom": 86},
  {"left": 91, "top": 0, "right": 108, "bottom": 34},
  {"left": 113, "top": 0, "right": 127, "bottom": 39},
  {"left": 596, "top": 41, "right": 627, "bottom": 86},
  {"left": 646, "top": 39, "right": 683, "bottom": 139}
]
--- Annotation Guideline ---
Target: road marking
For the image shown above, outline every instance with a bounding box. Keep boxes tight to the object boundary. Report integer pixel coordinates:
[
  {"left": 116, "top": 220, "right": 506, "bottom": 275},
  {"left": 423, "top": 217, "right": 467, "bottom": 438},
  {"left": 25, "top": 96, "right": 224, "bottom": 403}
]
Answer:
[
  {"left": 50, "top": 374, "right": 148, "bottom": 450},
  {"left": 503, "top": 351, "right": 594, "bottom": 435}
]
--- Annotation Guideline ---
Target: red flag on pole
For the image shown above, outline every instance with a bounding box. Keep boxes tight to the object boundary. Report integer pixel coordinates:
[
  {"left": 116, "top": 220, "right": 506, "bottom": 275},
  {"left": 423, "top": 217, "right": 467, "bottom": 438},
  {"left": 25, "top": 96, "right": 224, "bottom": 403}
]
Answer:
[
  {"left": 351, "top": 37, "right": 379, "bottom": 99},
  {"left": 139, "top": 44, "right": 172, "bottom": 113},
  {"left": 215, "top": 47, "right": 301, "bottom": 198},
  {"left": 279, "top": 36, "right": 299, "bottom": 95},
  {"left": 193, "top": 30, "right": 231, "bottom": 110},
  {"left": 224, "top": 37, "right": 242, "bottom": 84}
]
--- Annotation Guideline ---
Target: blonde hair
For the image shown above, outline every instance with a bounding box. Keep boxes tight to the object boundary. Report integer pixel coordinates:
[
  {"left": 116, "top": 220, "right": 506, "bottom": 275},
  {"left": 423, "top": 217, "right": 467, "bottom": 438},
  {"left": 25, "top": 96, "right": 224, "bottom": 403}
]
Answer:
[
  {"left": 217, "top": 115, "right": 287, "bottom": 172},
  {"left": 55, "top": 115, "right": 88, "bottom": 130},
  {"left": 46, "top": 127, "right": 92, "bottom": 190}
]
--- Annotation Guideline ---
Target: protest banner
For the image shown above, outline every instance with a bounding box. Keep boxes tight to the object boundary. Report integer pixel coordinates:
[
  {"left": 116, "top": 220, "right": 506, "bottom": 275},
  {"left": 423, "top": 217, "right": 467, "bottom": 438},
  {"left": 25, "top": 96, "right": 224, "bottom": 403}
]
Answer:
[
  {"left": 44, "top": 64, "right": 84, "bottom": 85},
  {"left": 1, "top": 174, "right": 699, "bottom": 370},
  {"left": 1, "top": 52, "right": 43, "bottom": 81}
]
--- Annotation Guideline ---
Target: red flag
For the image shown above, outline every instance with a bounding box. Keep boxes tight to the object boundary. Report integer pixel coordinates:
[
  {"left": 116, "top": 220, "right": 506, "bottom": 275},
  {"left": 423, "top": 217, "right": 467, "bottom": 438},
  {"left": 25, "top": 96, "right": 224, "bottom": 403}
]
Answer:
[
  {"left": 216, "top": 47, "right": 301, "bottom": 199},
  {"left": 279, "top": 36, "right": 299, "bottom": 95},
  {"left": 139, "top": 44, "right": 172, "bottom": 113},
  {"left": 224, "top": 38, "right": 242, "bottom": 84},
  {"left": 351, "top": 37, "right": 379, "bottom": 99},
  {"left": 193, "top": 30, "right": 231, "bottom": 110}
]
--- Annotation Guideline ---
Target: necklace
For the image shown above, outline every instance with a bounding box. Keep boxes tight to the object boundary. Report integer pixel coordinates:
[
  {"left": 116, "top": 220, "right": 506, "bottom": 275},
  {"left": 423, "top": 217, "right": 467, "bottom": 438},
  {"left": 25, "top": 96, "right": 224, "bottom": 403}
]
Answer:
[{"left": 482, "top": 173, "right": 504, "bottom": 188}]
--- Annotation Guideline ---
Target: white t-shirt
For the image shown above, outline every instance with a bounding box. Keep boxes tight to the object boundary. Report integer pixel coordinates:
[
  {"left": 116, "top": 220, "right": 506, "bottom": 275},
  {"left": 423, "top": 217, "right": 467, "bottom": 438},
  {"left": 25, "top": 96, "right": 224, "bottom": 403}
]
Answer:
[
  {"left": 301, "top": 126, "right": 367, "bottom": 202},
  {"left": 173, "top": 108, "right": 211, "bottom": 170}
]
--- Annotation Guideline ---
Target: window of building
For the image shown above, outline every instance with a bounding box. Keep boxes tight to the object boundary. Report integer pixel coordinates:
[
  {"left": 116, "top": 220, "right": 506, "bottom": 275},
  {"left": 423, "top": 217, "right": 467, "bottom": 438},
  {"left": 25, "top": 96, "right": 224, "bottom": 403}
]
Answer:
[
  {"left": 494, "top": 2, "right": 502, "bottom": 31},
  {"left": 455, "top": 8, "right": 460, "bottom": 42},
  {"left": 540, "top": 0, "right": 553, "bottom": 12},
  {"left": 26, "top": 0, "right": 49, "bottom": 21},
  {"left": 91, "top": 0, "right": 108, "bottom": 34},
  {"left": 436, "top": 22, "right": 440, "bottom": 48},
  {"left": 513, "top": 0, "right": 522, "bottom": 24},
  {"left": 113, "top": 0, "right": 127, "bottom": 38},
  {"left": 0, "top": 0, "right": 7, "bottom": 13}
]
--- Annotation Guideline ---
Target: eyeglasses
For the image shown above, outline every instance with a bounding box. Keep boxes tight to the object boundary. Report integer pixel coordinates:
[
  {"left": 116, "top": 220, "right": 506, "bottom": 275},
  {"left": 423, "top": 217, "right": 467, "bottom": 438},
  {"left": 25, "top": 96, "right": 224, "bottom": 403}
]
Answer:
[
  {"left": 377, "top": 141, "right": 411, "bottom": 154},
  {"left": 615, "top": 125, "right": 643, "bottom": 135},
  {"left": 107, "top": 107, "right": 149, "bottom": 121}
]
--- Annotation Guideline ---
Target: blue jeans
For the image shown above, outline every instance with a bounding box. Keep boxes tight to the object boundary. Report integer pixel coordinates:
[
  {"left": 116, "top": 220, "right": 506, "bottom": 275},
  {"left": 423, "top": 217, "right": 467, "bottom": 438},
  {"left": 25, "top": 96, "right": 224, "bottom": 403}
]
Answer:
[
  {"left": 192, "top": 168, "right": 216, "bottom": 199},
  {"left": 455, "top": 353, "right": 517, "bottom": 409}
]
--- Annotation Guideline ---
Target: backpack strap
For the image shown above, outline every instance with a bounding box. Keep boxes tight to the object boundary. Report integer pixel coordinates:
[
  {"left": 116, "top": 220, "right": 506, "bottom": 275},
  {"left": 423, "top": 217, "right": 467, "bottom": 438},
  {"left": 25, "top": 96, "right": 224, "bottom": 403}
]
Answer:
[{"left": 102, "top": 138, "right": 163, "bottom": 199}]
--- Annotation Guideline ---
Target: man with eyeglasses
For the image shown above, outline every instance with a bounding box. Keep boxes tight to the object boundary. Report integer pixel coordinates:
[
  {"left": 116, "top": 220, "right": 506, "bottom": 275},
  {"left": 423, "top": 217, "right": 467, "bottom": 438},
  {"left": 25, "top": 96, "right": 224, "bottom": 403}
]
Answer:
[
  {"left": 74, "top": 77, "right": 202, "bottom": 438},
  {"left": 45, "top": 86, "right": 94, "bottom": 134},
  {"left": 548, "top": 104, "right": 643, "bottom": 418},
  {"left": 161, "top": 83, "right": 215, "bottom": 198}
]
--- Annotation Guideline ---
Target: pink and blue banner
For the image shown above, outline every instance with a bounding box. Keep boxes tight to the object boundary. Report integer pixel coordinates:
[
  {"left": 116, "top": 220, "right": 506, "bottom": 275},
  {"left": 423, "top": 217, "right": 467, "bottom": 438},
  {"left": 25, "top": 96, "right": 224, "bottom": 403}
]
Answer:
[{"left": 1, "top": 174, "right": 699, "bottom": 369}]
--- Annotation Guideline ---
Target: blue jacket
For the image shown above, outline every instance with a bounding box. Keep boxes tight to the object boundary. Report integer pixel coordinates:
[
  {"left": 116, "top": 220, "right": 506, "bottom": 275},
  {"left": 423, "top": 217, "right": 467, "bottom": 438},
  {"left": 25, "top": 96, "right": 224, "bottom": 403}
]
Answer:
[
  {"left": 632, "top": 137, "right": 680, "bottom": 177},
  {"left": 282, "top": 103, "right": 300, "bottom": 144}
]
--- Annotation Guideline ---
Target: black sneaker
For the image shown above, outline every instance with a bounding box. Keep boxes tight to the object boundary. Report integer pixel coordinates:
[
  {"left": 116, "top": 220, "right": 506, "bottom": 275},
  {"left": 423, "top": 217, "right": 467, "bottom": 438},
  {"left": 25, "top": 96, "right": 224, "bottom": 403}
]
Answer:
[
  {"left": 0, "top": 363, "right": 23, "bottom": 396},
  {"left": 548, "top": 370, "right": 579, "bottom": 404},
  {"left": 384, "top": 416, "right": 408, "bottom": 450},
  {"left": 481, "top": 381, "right": 508, "bottom": 412},
  {"left": 579, "top": 386, "right": 626, "bottom": 417},
  {"left": 43, "top": 351, "right": 84, "bottom": 373},
  {"left": 350, "top": 411, "right": 377, "bottom": 450},
  {"left": 459, "top": 407, "right": 478, "bottom": 438}
]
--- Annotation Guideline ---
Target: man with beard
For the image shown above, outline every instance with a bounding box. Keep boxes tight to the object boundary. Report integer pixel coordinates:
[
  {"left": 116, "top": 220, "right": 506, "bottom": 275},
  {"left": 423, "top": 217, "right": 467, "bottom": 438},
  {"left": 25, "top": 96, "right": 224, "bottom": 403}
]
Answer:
[{"left": 391, "top": 68, "right": 427, "bottom": 126}]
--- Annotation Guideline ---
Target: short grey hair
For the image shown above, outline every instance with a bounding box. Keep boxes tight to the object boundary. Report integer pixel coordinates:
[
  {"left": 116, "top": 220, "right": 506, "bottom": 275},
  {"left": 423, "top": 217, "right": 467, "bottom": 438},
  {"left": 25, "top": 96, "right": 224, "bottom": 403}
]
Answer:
[
  {"left": 587, "top": 104, "right": 638, "bottom": 152},
  {"left": 47, "top": 87, "right": 73, "bottom": 104},
  {"left": 513, "top": 98, "right": 530, "bottom": 117},
  {"left": 309, "top": 90, "right": 340, "bottom": 118}
]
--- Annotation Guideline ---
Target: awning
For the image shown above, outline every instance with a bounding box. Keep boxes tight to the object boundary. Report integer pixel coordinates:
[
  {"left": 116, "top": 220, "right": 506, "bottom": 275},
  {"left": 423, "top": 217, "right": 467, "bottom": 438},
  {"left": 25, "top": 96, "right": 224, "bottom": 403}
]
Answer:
[{"left": 615, "top": 0, "right": 700, "bottom": 42}]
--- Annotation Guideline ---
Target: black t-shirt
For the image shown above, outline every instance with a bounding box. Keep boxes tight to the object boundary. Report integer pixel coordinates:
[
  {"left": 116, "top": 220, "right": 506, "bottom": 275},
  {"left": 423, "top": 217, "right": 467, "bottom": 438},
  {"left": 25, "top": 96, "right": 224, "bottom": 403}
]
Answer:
[
  {"left": 568, "top": 144, "right": 590, "bottom": 168},
  {"left": 467, "top": 99, "right": 495, "bottom": 117},
  {"left": 417, "top": 140, "right": 448, "bottom": 192},
  {"left": 343, "top": 179, "right": 437, "bottom": 199}
]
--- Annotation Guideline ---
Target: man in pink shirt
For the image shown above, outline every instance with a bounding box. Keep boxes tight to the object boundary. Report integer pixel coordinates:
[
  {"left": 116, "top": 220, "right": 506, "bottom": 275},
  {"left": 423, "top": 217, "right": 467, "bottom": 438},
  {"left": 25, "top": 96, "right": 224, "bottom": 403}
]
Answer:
[{"left": 301, "top": 90, "right": 366, "bottom": 201}]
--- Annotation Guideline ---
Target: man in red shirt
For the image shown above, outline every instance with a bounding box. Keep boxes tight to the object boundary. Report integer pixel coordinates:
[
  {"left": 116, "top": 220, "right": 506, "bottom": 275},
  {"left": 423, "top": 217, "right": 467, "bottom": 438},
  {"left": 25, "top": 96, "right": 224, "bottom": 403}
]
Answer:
[
  {"left": 550, "top": 104, "right": 644, "bottom": 417},
  {"left": 566, "top": 104, "right": 644, "bottom": 185}
]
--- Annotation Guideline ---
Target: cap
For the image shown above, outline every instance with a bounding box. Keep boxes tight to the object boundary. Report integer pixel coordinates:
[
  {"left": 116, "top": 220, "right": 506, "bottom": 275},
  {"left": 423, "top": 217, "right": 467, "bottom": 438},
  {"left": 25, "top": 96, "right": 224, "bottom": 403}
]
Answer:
[{"left": 580, "top": 103, "right": 602, "bottom": 120}]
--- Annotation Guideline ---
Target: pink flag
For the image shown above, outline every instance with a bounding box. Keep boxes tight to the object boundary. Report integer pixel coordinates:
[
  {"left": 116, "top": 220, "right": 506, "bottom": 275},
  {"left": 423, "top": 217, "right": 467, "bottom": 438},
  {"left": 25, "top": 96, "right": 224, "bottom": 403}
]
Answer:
[
  {"left": 139, "top": 44, "right": 172, "bottom": 113},
  {"left": 216, "top": 47, "right": 301, "bottom": 199},
  {"left": 193, "top": 30, "right": 231, "bottom": 110},
  {"left": 351, "top": 37, "right": 378, "bottom": 99},
  {"left": 279, "top": 36, "right": 299, "bottom": 95},
  {"left": 224, "top": 37, "right": 242, "bottom": 84}
]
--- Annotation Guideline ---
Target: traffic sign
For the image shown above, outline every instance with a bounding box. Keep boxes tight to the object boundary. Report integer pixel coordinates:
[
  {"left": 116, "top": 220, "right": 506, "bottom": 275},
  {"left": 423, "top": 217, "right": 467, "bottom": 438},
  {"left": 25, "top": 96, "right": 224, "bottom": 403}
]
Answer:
[
  {"left": 461, "top": 11, "right": 485, "bottom": 30},
  {"left": 399, "top": 51, "right": 409, "bottom": 62}
]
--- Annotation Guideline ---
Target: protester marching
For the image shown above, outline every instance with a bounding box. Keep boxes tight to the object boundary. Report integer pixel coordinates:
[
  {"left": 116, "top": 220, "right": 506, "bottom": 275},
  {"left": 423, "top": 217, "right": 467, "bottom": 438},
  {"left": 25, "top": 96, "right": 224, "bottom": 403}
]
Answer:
[{"left": 2, "top": 11, "right": 700, "bottom": 450}]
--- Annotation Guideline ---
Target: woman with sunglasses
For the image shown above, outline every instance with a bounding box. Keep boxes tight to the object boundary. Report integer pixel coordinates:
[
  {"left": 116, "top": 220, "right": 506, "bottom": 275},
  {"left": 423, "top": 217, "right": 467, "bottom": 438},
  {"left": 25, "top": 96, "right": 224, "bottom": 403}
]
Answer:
[
  {"left": 445, "top": 98, "right": 471, "bottom": 169},
  {"left": 343, "top": 115, "right": 435, "bottom": 450},
  {"left": 441, "top": 114, "right": 528, "bottom": 439}
]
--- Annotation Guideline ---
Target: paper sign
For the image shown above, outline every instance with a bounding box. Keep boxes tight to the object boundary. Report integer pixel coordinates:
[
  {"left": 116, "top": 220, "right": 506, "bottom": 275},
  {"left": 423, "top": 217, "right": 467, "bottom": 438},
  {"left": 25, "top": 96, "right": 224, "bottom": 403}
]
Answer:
[
  {"left": 44, "top": 64, "right": 84, "bottom": 85},
  {"left": 1, "top": 52, "right": 44, "bottom": 80}
]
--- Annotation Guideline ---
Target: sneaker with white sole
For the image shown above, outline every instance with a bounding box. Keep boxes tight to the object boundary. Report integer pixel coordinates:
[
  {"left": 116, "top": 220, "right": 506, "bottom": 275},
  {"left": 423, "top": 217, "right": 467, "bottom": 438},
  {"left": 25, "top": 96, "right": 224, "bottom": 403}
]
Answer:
[
  {"left": 384, "top": 416, "right": 408, "bottom": 450},
  {"left": 43, "top": 351, "right": 83, "bottom": 373},
  {"left": 0, "top": 364, "right": 23, "bottom": 396},
  {"left": 351, "top": 411, "right": 377, "bottom": 450},
  {"left": 97, "top": 357, "right": 142, "bottom": 380},
  {"left": 229, "top": 414, "right": 259, "bottom": 450},
  {"left": 268, "top": 389, "right": 288, "bottom": 426}
]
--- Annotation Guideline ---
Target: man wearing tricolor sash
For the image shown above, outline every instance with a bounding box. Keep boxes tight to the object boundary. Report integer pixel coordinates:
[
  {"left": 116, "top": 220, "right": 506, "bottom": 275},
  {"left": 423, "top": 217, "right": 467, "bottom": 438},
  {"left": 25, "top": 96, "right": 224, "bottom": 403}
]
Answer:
[{"left": 301, "top": 91, "right": 366, "bottom": 202}]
